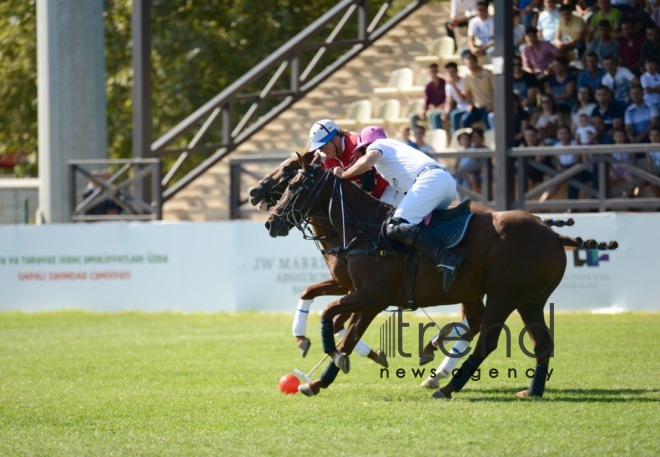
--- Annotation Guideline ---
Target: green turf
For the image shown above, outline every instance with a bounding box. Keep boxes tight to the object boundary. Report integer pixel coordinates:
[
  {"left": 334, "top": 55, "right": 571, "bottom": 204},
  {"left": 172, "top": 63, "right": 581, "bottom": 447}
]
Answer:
[{"left": 0, "top": 311, "right": 658, "bottom": 456}]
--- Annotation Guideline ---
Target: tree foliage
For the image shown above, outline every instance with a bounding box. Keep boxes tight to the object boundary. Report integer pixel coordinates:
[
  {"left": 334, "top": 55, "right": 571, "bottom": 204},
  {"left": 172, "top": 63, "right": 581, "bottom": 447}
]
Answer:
[{"left": 1, "top": 0, "right": 400, "bottom": 176}]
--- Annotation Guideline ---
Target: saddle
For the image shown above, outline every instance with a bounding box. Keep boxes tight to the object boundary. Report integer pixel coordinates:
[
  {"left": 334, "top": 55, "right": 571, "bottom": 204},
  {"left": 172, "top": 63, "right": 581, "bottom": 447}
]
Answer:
[{"left": 422, "top": 199, "right": 474, "bottom": 249}]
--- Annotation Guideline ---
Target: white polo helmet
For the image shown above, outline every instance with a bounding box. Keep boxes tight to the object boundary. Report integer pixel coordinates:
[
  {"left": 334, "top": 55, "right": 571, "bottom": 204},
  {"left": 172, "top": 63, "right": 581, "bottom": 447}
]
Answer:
[{"left": 309, "top": 119, "right": 340, "bottom": 151}]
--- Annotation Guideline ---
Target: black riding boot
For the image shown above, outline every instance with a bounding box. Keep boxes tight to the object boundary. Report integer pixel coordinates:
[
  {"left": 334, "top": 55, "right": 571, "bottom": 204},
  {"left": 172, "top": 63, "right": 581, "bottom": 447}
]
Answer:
[{"left": 387, "top": 221, "right": 463, "bottom": 291}]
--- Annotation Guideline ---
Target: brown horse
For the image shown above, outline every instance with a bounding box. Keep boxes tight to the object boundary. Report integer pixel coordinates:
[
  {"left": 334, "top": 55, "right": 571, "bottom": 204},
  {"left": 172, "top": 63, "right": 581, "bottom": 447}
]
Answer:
[
  {"left": 248, "top": 151, "right": 487, "bottom": 374},
  {"left": 265, "top": 153, "right": 617, "bottom": 399}
]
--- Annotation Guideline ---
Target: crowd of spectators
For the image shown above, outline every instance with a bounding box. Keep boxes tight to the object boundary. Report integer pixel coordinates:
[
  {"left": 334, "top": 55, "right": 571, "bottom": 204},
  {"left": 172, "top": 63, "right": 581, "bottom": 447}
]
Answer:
[{"left": 410, "top": 0, "right": 660, "bottom": 200}]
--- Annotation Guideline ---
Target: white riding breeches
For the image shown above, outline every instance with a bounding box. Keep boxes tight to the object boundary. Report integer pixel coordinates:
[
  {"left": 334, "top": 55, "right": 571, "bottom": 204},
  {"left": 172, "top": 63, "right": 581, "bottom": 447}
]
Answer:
[{"left": 393, "top": 167, "right": 456, "bottom": 225}]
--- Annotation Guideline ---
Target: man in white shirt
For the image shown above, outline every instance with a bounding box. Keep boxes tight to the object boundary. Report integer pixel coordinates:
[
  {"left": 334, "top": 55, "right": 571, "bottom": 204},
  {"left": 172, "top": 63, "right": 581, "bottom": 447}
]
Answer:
[
  {"left": 467, "top": 1, "right": 495, "bottom": 60},
  {"left": 537, "top": 0, "right": 561, "bottom": 42},
  {"left": 446, "top": 0, "right": 477, "bottom": 49},
  {"left": 442, "top": 62, "right": 470, "bottom": 133},
  {"left": 332, "top": 126, "right": 462, "bottom": 290},
  {"left": 601, "top": 54, "right": 639, "bottom": 106}
]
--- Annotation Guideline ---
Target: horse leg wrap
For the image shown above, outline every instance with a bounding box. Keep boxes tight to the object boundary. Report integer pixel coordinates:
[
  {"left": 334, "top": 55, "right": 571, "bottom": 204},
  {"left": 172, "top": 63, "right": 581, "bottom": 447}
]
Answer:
[
  {"left": 528, "top": 363, "right": 548, "bottom": 397},
  {"left": 319, "top": 361, "right": 340, "bottom": 387},
  {"left": 449, "top": 355, "right": 482, "bottom": 392},
  {"left": 321, "top": 318, "right": 337, "bottom": 354}
]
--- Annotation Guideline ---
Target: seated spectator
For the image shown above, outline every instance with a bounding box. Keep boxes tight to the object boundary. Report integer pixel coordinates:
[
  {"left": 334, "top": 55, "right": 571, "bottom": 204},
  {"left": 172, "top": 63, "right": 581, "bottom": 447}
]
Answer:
[
  {"left": 513, "top": 97, "right": 532, "bottom": 144},
  {"left": 513, "top": 54, "right": 542, "bottom": 113},
  {"left": 454, "top": 130, "right": 481, "bottom": 195},
  {"left": 619, "top": 19, "right": 645, "bottom": 74},
  {"left": 640, "top": 25, "right": 660, "bottom": 67},
  {"left": 411, "top": 63, "right": 446, "bottom": 130},
  {"left": 513, "top": 10, "right": 527, "bottom": 54},
  {"left": 575, "top": 113, "right": 599, "bottom": 143},
  {"left": 519, "top": 125, "right": 556, "bottom": 200},
  {"left": 522, "top": 26, "right": 559, "bottom": 76},
  {"left": 610, "top": 127, "right": 636, "bottom": 196},
  {"left": 624, "top": 84, "right": 659, "bottom": 142},
  {"left": 592, "top": 85, "right": 625, "bottom": 134},
  {"left": 545, "top": 55, "right": 578, "bottom": 113},
  {"left": 602, "top": 54, "right": 639, "bottom": 105},
  {"left": 555, "top": 124, "right": 594, "bottom": 199},
  {"left": 534, "top": 94, "right": 562, "bottom": 144},
  {"left": 442, "top": 62, "right": 470, "bottom": 134},
  {"left": 575, "top": 0, "right": 598, "bottom": 20},
  {"left": 538, "top": 0, "right": 561, "bottom": 42},
  {"left": 445, "top": 0, "right": 477, "bottom": 50},
  {"left": 620, "top": 0, "right": 655, "bottom": 33},
  {"left": 588, "top": 0, "right": 622, "bottom": 42},
  {"left": 577, "top": 52, "right": 607, "bottom": 93},
  {"left": 517, "top": 0, "right": 541, "bottom": 29},
  {"left": 461, "top": 52, "right": 494, "bottom": 129},
  {"left": 555, "top": 4, "right": 588, "bottom": 60},
  {"left": 467, "top": 1, "right": 495, "bottom": 60},
  {"left": 640, "top": 57, "right": 660, "bottom": 110},
  {"left": 396, "top": 126, "right": 417, "bottom": 148},
  {"left": 587, "top": 19, "right": 621, "bottom": 64},
  {"left": 572, "top": 86, "right": 598, "bottom": 127},
  {"left": 647, "top": 126, "right": 660, "bottom": 196},
  {"left": 412, "top": 125, "right": 436, "bottom": 155},
  {"left": 591, "top": 114, "right": 614, "bottom": 143}
]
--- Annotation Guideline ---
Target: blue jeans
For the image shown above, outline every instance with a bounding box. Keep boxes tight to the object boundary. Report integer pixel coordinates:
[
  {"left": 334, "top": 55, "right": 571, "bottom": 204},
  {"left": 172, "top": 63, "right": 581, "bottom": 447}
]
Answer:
[
  {"left": 450, "top": 109, "right": 467, "bottom": 134},
  {"left": 461, "top": 107, "right": 491, "bottom": 130}
]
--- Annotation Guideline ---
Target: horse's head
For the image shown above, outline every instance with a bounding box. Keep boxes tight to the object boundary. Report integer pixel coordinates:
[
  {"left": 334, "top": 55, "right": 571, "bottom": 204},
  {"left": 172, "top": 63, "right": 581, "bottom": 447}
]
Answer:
[
  {"left": 248, "top": 150, "right": 319, "bottom": 211},
  {"left": 265, "top": 153, "right": 327, "bottom": 238}
]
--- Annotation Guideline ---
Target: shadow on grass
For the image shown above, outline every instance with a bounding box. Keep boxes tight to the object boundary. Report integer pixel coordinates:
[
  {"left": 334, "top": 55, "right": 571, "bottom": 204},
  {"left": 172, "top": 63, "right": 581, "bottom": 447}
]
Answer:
[{"left": 461, "top": 388, "right": 660, "bottom": 403}]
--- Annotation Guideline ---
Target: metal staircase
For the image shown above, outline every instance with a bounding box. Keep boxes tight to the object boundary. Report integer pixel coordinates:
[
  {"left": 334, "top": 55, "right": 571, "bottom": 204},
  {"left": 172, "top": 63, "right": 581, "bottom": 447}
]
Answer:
[{"left": 151, "top": 0, "right": 428, "bottom": 202}]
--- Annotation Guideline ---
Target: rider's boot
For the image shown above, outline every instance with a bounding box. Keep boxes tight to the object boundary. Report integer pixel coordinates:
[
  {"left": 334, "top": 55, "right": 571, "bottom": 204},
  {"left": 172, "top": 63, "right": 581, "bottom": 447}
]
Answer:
[{"left": 386, "top": 219, "right": 463, "bottom": 291}]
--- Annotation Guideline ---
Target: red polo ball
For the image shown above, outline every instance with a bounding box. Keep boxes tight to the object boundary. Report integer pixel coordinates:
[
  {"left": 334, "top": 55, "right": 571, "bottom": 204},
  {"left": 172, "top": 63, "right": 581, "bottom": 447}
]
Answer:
[{"left": 279, "top": 374, "right": 300, "bottom": 394}]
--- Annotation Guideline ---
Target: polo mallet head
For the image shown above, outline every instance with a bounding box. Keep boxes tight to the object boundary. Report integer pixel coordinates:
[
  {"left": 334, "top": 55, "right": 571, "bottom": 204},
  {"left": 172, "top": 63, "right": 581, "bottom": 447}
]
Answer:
[{"left": 293, "top": 354, "right": 329, "bottom": 382}]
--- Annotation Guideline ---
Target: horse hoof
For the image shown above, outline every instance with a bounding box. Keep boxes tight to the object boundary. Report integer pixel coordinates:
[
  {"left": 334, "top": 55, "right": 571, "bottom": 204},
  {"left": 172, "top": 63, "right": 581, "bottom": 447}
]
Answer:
[
  {"left": 431, "top": 389, "right": 451, "bottom": 400},
  {"left": 298, "top": 383, "right": 318, "bottom": 396},
  {"left": 297, "top": 337, "right": 311, "bottom": 358},
  {"left": 419, "top": 353, "right": 435, "bottom": 366},
  {"left": 516, "top": 390, "right": 542, "bottom": 399},
  {"left": 333, "top": 352, "right": 350, "bottom": 374},
  {"left": 375, "top": 350, "right": 388, "bottom": 368},
  {"left": 420, "top": 377, "right": 439, "bottom": 389}
]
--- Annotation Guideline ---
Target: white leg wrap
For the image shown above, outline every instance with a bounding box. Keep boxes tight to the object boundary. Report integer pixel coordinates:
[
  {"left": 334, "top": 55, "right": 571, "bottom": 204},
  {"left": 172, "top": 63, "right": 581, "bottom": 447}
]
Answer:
[
  {"left": 431, "top": 318, "right": 470, "bottom": 347},
  {"left": 436, "top": 339, "right": 470, "bottom": 376},
  {"left": 291, "top": 298, "right": 313, "bottom": 337},
  {"left": 335, "top": 328, "right": 372, "bottom": 357}
]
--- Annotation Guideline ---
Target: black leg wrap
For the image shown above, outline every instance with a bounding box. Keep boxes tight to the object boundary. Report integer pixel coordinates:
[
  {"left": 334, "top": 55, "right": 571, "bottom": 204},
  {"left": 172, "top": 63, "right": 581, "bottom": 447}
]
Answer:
[
  {"left": 320, "top": 361, "right": 340, "bottom": 386},
  {"left": 449, "top": 355, "right": 482, "bottom": 392},
  {"left": 528, "top": 363, "right": 548, "bottom": 397},
  {"left": 321, "top": 318, "right": 337, "bottom": 354}
]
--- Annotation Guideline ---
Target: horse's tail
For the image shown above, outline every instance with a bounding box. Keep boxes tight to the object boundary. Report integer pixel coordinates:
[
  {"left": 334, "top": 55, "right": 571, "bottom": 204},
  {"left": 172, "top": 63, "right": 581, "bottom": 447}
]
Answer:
[
  {"left": 542, "top": 217, "right": 574, "bottom": 228},
  {"left": 557, "top": 234, "right": 618, "bottom": 250}
]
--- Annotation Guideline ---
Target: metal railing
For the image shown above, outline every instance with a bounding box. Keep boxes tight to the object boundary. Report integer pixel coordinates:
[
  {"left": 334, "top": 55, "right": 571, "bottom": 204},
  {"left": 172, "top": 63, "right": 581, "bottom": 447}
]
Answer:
[
  {"left": 229, "top": 143, "right": 660, "bottom": 219},
  {"left": 68, "top": 159, "right": 162, "bottom": 222},
  {"left": 151, "top": 0, "right": 428, "bottom": 202}
]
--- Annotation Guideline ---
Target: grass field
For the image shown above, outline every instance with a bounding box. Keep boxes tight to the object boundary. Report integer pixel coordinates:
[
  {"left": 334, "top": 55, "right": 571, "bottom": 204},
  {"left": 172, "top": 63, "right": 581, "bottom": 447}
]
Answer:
[{"left": 1, "top": 311, "right": 659, "bottom": 456}]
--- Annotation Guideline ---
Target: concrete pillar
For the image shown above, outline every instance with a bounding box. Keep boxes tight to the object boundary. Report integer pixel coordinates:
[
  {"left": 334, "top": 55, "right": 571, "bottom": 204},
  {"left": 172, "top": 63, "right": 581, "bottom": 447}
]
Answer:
[{"left": 37, "top": 0, "right": 107, "bottom": 223}]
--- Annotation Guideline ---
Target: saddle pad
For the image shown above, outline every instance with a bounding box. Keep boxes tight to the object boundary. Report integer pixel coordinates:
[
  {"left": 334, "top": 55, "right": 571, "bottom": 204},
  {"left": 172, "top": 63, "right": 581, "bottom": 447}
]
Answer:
[{"left": 424, "top": 200, "right": 474, "bottom": 249}]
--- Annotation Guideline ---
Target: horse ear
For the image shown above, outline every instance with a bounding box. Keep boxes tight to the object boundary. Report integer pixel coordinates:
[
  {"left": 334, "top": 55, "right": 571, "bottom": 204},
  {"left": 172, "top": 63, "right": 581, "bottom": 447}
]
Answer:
[{"left": 296, "top": 151, "right": 312, "bottom": 171}]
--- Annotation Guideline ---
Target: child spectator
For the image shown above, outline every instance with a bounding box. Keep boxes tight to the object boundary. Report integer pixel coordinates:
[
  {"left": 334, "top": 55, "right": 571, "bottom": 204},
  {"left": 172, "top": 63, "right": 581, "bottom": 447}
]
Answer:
[
  {"left": 454, "top": 130, "right": 481, "bottom": 195},
  {"left": 412, "top": 125, "right": 436, "bottom": 155},
  {"left": 640, "top": 57, "right": 660, "bottom": 110},
  {"left": 575, "top": 113, "right": 599, "bottom": 144}
]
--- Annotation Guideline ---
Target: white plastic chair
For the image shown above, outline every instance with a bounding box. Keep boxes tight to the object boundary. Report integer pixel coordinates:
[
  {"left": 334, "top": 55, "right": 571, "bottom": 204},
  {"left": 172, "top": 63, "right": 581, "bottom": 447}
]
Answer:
[
  {"left": 426, "top": 129, "right": 448, "bottom": 151},
  {"left": 448, "top": 127, "right": 473, "bottom": 149},
  {"left": 335, "top": 99, "right": 372, "bottom": 128}
]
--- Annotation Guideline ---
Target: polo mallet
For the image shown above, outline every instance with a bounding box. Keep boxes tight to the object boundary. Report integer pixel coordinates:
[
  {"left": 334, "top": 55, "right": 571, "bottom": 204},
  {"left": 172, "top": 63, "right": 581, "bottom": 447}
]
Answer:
[{"left": 293, "top": 354, "right": 329, "bottom": 383}]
